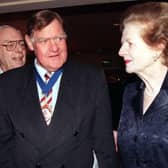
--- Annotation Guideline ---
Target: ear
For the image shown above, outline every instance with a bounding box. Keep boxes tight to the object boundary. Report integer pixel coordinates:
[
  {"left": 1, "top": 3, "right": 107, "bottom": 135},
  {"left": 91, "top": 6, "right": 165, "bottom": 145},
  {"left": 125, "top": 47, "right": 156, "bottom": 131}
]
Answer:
[
  {"left": 153, "top": 43, "right": 165, "bottom": 62},
  {"left": 157, "top": 42, "right": 165, "bottom": 51},
  {"left": 25, "top": 34, "right": 34, "bottom": 51}
]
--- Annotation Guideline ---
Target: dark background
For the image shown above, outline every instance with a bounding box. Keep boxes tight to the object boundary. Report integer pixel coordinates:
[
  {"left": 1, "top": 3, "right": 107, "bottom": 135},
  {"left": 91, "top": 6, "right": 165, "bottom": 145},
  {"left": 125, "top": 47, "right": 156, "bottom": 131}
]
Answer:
[{"left": 0, "top": 0, "right": 163, "bottom": 129}]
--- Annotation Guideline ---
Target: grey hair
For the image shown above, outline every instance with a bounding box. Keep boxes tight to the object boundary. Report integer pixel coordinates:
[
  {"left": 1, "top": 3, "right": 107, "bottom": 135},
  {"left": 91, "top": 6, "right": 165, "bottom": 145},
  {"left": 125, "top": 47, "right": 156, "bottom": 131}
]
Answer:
[{"left": 0, "top": 25, "right": 21, "bottom": 34}]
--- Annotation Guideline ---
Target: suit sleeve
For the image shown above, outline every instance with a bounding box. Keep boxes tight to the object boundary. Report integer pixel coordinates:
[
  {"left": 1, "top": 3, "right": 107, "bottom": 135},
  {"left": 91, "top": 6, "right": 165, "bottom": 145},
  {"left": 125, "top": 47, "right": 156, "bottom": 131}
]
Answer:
[
  {"left": 0, "top": 97, "right": 14, "bottom": 168},
  {"left": 93, "top": 69, "right": 119, "bottom": 168}
]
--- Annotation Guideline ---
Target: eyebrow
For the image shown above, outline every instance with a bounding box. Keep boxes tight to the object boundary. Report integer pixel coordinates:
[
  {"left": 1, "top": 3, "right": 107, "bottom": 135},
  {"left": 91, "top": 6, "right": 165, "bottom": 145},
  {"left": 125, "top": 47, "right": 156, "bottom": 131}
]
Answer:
[{"left": 2, "top": 40, "right": 24, "bottom": 43}]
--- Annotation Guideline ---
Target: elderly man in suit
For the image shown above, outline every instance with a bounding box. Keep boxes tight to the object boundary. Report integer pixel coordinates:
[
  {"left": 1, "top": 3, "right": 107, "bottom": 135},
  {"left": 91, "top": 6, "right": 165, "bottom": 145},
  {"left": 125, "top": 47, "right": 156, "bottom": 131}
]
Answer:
[{"left": 0, "top": 10, "right": 118, "bottom": 168}]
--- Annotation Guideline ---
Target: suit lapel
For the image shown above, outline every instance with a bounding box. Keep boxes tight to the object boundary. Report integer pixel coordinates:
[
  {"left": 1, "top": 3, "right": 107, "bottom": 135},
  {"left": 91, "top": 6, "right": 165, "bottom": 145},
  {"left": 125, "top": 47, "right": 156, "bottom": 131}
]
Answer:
[
  {"left": 146, "top": 71, "right": 168, "bottom": 114},
  {"left": 132, "top": 81, "right": 144, "bottom": 117},
  {"left": 11, "top": 64, "right": 49, "bottom": 148}
]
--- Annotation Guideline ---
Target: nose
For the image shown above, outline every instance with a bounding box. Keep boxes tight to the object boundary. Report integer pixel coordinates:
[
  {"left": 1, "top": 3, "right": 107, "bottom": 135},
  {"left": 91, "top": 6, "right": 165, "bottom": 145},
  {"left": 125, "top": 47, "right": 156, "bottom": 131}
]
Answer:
[
  {"left": 118, "top": 47, "right": 123, "bottom": 57},
  {"left": 49, "top": 39, "right": 59, "bottom": 52},
  {"left": 118, "top": 44, "right": 126, "bottom": 58}
]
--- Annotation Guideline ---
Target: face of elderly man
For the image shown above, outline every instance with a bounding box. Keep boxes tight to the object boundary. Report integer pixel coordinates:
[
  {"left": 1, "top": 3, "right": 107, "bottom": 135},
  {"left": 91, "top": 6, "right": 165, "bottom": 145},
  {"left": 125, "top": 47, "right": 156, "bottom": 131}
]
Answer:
[
  {"left": 0, "top": 26, "right": 26, "bottom": 72},
  {"left": 25, "top": 19, "right": 67, "bottom": 72}
]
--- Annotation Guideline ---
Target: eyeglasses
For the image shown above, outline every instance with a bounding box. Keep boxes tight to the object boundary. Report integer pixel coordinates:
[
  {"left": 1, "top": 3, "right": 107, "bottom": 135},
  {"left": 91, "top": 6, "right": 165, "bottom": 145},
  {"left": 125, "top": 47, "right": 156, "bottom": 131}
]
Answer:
[
  {"left": 0, "top": 40, "right": 25, "bottom": 51},
  {"left": 32, "top": 34, "right": 67, "bottom": 45}
]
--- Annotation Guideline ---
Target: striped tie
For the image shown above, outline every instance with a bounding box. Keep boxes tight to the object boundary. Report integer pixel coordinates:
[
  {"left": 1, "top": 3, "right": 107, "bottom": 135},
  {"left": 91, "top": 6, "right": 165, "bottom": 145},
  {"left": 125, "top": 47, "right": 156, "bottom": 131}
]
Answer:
[{"left": 40, "top": 72, "right": 53, "bottom": 125}]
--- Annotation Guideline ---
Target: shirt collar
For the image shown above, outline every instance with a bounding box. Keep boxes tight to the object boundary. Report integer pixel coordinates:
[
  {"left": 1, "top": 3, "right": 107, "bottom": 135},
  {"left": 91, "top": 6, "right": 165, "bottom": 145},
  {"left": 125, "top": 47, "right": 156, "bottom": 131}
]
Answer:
[
  {"left": 0, "top": 67, "right": 3, "bottom": 74},
  {"left": 34, "top": 58, "right": 53, "bottom": 81}
]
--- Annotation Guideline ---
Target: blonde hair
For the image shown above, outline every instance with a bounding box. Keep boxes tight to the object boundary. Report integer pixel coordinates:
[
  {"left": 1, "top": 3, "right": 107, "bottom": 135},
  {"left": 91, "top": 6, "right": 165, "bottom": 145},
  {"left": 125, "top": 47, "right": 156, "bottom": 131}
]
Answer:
[{"left": 120, "top": 2, "right": 168, "bottom": 65}]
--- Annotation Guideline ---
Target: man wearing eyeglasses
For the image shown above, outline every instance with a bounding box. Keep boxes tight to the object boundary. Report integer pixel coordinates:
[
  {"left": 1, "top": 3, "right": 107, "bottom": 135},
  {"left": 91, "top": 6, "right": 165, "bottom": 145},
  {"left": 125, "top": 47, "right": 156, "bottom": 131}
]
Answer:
[
  {"left": 0, "top": 25, "right": 26, "bottom": 73},
  {"left": 0, "top": 10, "right": 118, "bottom": 168}
]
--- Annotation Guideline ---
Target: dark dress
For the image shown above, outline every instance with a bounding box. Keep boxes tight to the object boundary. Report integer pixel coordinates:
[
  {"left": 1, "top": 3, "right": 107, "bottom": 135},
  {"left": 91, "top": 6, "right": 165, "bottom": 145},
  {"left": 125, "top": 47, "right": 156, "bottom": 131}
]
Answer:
[{"left": 118, "top": 72, "right": 168, "bottom": 168}]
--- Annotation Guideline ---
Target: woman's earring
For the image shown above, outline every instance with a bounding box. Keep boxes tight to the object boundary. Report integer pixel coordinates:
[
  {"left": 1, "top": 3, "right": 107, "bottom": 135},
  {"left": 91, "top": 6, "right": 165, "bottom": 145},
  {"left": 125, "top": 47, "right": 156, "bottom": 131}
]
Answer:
[{"left": 153, "top": 53, "right": 160, "bottom": 62}]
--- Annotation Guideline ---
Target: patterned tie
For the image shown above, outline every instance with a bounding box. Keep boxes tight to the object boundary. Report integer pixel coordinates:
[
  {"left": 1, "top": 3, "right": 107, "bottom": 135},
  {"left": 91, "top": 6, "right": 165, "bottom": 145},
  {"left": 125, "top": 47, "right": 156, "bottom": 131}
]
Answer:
[{"left": 40, "top": 72, "right": 53, "bottom": 125}]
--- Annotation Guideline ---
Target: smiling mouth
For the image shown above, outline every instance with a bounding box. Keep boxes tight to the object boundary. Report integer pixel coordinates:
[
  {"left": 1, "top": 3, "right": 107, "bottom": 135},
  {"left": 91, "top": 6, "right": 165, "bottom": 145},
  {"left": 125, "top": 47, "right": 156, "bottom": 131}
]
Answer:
[{"left": 13, "top": 57, "right": 24, "bottom": 61}]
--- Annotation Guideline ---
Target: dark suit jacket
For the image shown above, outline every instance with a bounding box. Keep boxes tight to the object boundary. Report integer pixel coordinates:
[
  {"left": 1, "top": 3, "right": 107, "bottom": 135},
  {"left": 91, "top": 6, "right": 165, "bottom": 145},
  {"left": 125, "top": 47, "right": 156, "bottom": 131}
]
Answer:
[
  {"left": 0, "top": 60, "right": 118, "bottom": 168},
  {"left": 118, "top": 72, "right": 168, "bottom": 168}
]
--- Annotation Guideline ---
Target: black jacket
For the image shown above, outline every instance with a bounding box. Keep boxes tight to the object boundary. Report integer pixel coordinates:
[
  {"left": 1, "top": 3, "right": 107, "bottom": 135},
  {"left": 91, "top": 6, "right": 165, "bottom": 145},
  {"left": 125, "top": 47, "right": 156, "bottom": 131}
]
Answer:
[
  {"left": 118, "top": 72, "right": 168, "bottom": 168},
  {"left": 0, "top": 60, "right": 118, "bottom": 168}
]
